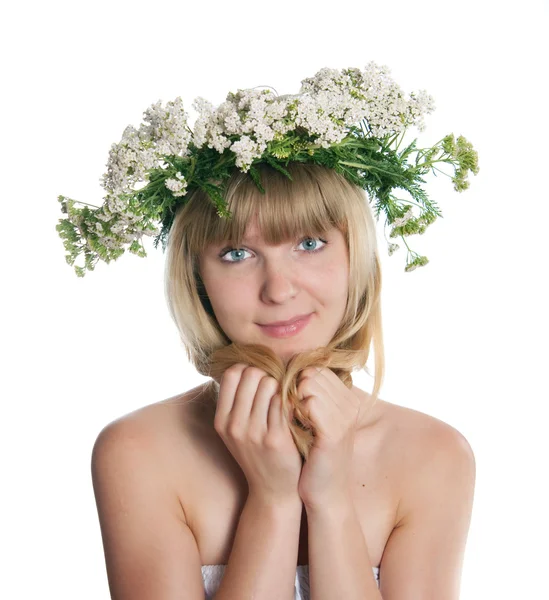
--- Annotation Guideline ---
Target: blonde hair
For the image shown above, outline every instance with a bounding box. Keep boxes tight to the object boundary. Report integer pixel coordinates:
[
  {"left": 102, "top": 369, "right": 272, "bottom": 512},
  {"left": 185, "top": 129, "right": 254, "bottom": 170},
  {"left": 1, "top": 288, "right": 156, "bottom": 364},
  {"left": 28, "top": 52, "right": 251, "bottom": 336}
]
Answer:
[{"left": 164, "top": 162, "right": 385, "bottom": 459}]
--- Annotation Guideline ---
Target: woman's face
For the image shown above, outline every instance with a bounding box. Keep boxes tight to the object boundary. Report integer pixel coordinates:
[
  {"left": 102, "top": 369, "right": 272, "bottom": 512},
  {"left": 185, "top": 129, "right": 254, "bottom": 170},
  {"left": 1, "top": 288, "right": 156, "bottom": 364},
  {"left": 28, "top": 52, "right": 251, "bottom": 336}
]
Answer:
[{"left": 198, "top": 216, "right": 349, "bottom": 365}]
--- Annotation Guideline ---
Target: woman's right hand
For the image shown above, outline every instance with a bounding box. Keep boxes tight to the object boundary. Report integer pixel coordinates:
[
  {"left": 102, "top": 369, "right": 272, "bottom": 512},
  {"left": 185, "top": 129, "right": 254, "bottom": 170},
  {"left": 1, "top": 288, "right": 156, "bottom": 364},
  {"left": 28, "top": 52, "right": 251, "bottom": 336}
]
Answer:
[{"left": 213, "top": 363, "right": 303, "bottom": 504}]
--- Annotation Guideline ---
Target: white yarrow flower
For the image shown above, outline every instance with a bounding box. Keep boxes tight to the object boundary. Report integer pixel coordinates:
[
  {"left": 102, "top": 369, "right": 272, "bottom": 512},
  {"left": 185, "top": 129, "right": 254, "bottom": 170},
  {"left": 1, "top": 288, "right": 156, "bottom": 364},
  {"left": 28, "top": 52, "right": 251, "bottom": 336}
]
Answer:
[
  {"left": 165, "top": 172, "right": 188, "bottom": 197},
  {"left": 231, "top": 135, "right": 262, "bottom": 171}
]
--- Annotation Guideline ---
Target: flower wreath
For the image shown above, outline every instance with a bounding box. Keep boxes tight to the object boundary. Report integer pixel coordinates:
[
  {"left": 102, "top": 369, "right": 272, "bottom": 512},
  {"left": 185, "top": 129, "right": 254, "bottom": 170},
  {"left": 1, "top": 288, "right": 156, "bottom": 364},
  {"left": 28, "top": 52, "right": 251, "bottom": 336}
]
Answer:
[{"left": 56, "top": 61, "right": 479, "bottom": 277}]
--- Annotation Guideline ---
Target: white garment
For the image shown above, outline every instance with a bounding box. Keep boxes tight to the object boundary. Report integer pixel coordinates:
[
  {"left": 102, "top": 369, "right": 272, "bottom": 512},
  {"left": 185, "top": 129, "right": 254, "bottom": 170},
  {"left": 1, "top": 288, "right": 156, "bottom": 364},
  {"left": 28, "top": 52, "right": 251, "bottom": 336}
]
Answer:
[{"left": 201, "top": 564, "right": 380, "bottom": 599}]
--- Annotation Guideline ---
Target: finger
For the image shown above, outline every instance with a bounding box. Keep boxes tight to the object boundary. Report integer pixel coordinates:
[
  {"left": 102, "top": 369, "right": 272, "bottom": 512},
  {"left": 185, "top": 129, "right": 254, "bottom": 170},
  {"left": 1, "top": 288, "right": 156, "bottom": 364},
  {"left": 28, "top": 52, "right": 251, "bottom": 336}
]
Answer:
[
  {"left": 215, "top": 363, "right": 248, "bottom": 426},
  {"left": 298, "top": 389, "right": 338, "bottom": 437},
  {"left": 249, "top": 375, "right": 278, "bottom": 433},
  {"left": 230, "top": 366, "right": 268, "bottom": 428},
  {"left": 267, "top": 390, "right": 287, "bottom": 432},
  {"left": 298, "top": 370, "right": 344, "bottom": 415}
]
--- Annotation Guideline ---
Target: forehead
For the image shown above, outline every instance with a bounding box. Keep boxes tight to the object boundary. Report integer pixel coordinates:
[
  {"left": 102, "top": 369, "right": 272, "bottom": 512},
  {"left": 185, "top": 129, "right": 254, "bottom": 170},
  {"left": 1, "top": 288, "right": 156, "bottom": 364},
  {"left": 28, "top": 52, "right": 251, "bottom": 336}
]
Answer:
[
  {"left": 238, "top": 216, "right": 264, "bottom": 242},
  {"left": 240, "top": 217, "right": 300, "bottom": 243}
]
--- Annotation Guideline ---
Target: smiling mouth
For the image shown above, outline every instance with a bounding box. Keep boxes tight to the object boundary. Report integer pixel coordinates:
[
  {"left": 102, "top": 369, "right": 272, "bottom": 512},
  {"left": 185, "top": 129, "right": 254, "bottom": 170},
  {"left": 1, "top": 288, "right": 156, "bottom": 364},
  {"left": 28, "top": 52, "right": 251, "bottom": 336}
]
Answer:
[
  {"left": 259, "top": 313, "right": 312, "bottom": 327},
  {"left": 257, "top": 313, "right": 313, "bottom": 338}
]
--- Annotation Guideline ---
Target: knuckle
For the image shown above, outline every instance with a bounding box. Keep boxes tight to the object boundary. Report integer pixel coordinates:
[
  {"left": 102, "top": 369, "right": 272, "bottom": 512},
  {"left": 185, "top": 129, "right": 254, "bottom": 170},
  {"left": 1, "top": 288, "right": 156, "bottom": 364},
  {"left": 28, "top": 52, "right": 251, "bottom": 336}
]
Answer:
[
  {"left": 257, "top": 375, "right": 279, "bottom": 392},
  {"left": 248, "top": 430, "right": 264, "bottom": 445},
  {"left": 242, "top": 366, "right": 267, "bottom": 379},
  {"left": 226, "top": 422, "right": 245, "bottom": 440},
  {"left": 222, "top": 363, "right": 247, "bottom": 381},
  {"left": 296, "top": 379, "right": 308, "bottom": 394},
  {"left": 213, "top": 417, "right": 225, "bottom": 434},
  {"left": 264, "top": 432, "right": 284, "bottom": 450}
]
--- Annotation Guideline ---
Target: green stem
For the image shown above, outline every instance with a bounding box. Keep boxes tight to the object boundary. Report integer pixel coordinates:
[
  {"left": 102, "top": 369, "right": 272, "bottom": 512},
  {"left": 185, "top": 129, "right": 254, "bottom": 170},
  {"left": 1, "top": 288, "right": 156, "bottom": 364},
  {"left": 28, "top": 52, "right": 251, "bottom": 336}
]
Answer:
[
  {"left": 380, "top": 131, "right": 399, "bottom": 150},
  {"left": 393, "top": 197, "right": 427, "bottom": 211},
  {"left": 430, "top": 164, "right": 452, "bottom": 177},
  {"left": 412, "top": 156, "right": 455, "bottom": 178},
  {"left": 394, "top": 129, "right": 407, "bottom": 152},
  {"left": 70, "top": 200, "right": 102, "bottom": 209},
  {"left": 400, "top": 234, "right": 414, "bottom": 254},
  {"left": 339, "top": 161, "right": 399, "bottom": 178}
]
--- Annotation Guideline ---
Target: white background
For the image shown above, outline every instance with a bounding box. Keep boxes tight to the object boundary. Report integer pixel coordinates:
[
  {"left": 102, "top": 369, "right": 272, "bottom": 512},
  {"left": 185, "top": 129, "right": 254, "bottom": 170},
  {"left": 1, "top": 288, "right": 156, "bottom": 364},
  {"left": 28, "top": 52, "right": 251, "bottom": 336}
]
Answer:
[{"left": 2, "top": 0, "right": 548, "bottom": 598}]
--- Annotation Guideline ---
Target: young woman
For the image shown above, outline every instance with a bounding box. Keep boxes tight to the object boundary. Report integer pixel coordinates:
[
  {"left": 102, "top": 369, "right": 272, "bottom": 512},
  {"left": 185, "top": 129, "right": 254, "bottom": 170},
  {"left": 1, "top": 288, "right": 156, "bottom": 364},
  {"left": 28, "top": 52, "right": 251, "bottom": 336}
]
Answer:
[{"left": 91, "top": 162, "right": 476, "bottom": 600}]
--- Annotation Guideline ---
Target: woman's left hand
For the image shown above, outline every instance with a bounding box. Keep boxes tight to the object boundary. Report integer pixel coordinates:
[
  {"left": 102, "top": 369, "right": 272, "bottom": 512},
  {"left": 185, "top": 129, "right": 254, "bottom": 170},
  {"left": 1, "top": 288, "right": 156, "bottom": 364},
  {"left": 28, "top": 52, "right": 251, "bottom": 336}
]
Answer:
[{"left": 296, "top": 366, "right": 363, "bottom": 509}]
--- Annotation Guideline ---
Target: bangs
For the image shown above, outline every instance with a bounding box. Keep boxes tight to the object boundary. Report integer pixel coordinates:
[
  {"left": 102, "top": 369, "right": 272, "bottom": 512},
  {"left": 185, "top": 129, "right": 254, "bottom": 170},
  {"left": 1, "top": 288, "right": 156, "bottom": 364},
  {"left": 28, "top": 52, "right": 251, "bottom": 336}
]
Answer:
[{"left": 184, "top": 163, "right": 351, "bottom": 255}]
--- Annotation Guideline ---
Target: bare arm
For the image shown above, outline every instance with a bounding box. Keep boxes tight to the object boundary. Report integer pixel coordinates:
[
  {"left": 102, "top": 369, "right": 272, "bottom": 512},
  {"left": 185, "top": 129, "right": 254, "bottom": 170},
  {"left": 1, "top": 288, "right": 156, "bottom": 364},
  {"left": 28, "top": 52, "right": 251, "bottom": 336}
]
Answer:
[
  {"left": 306, "top": 498, "right": 382, "bottom": 600},
  {"left": 91, "top": 418, "right": 207, "bottom": 600},
  {"left": 378, "top": 425, "right": 476, "bottom": 599},
  {"left": 92, "top": 411, "right": 303, "bottom": 600},
  {"left": 210, "top": 365, "right": 307, "bottom": 599},
  {"left": 304, "top": 424, "right": 475, "bottom": 600},
  {"left": 214, "top": 492, "right": 303, "bottom": 600}
]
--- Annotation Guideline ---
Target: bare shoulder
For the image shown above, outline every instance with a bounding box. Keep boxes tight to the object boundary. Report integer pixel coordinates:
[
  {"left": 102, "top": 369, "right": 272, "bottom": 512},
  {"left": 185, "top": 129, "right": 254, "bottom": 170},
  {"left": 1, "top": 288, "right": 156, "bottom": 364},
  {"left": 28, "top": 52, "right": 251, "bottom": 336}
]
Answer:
[
  {"left": 92, "top": 384, "right": 213, "bottom": 520},
  {"left": 95, "top": 383, "right": 212, "bottom": 442},
  {"left": 381, "top": 399, "right": 476, "bottom": 526},
  {"left": 90, "top": 387, "right": 215, "bottom": 598},
  {"left": 382, "top": 398, "right": 474, "bottom": 453}
]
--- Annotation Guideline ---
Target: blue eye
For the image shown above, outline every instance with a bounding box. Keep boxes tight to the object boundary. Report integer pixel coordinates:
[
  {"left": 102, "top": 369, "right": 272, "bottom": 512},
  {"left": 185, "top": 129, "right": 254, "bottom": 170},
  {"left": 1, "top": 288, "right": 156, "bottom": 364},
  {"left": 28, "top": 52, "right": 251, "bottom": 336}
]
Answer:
[
  {"left": 298, "top": 237, "right": 326, "bottom": 253},
  {"left": 219, "top": 236, "right": 327, "bottom": 264},
  {"left": 219, "top": 248, "right": 252, "bottom": 263}
]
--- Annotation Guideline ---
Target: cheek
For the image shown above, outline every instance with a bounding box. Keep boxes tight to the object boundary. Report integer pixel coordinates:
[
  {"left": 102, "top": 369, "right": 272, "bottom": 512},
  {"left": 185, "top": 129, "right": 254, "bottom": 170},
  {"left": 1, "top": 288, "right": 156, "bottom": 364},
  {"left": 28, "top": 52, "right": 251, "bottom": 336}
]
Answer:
[
  {"left": 206, "top": 277, "right": 251, "bottom": 315},
  {"left": 327, "top": 272, "right": 349, "bottom": 313},
  {"left": 317, "top": 260, "right": 349, "bottom": 293}
]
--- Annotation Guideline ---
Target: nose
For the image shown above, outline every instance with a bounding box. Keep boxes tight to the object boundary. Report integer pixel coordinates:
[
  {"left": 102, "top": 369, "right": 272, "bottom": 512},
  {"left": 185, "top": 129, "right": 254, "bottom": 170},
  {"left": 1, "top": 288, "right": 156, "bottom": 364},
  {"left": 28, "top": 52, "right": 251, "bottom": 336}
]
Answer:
[{"left": 260, "top": 261, "right": 298, "bottom": 304}]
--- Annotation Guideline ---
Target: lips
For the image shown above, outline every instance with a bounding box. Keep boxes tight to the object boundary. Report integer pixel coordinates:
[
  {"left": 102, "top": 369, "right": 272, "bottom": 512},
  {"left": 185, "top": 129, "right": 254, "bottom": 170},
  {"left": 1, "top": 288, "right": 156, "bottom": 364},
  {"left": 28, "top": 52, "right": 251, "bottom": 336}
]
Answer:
[
  {"left": 259, "top": 313, "right": 312, "bottom": 327},
  {"left": 257, "top": 313, "right": 313, "bottom": 339}
]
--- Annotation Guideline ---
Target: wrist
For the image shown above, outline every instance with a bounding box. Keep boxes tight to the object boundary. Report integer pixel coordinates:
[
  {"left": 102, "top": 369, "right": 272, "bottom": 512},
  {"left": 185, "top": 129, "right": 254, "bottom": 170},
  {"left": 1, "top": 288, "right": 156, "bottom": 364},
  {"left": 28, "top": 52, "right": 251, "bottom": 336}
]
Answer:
[
  {"left": 247, "top": 489, "right": 303, "bottom": 513},
  {"left": 302, "top": 491, "right": 355, "bottom": 516}
]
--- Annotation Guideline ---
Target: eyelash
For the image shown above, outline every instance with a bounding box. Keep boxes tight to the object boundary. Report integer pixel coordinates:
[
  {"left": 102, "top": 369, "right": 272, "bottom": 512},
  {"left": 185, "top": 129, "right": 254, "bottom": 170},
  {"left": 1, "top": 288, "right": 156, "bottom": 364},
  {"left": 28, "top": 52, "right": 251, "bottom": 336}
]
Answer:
[{"left": 218, "top": 236, "right": 328, "bottom": 264}]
